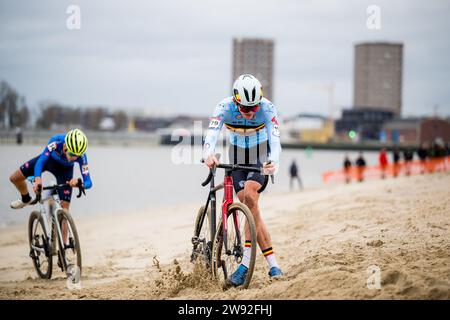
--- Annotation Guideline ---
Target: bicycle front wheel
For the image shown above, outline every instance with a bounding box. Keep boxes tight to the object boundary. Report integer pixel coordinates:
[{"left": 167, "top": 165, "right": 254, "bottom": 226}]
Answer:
[
  {"left": 211, "top": 203, "right": 257, "bottom": 289},
  {"left": 57, "top": 209, "right": 82, "bottom": 279},
  {"left": 28, "top": 211, "right": 53, "bottom": 279}
]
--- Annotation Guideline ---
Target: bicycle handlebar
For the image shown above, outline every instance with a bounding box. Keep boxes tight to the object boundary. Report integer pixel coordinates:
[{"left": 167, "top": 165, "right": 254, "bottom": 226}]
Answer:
[
  {"left": 31, "top": 178, "right": 86, "bottom": 204},
  {"left": 201, "top": 171, "right": 213, "bottom": 187},
  {"left": 201, "top": 156, "right": 274, "bottom": 193}
]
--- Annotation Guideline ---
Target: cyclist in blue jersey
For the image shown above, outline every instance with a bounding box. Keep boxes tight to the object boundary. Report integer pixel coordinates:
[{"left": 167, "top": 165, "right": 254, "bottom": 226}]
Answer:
[
  {"left": 9, "top": 128, "right": 92, "bottom": 211},
  {"left": 203, "top": 74, "right": 283, "bottom": 286}
]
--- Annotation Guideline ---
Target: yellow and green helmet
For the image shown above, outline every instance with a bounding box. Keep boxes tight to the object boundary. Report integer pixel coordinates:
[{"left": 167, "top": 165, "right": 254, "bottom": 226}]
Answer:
[{"left": 65, "top": 128, "right": 88, "bottom": 156}]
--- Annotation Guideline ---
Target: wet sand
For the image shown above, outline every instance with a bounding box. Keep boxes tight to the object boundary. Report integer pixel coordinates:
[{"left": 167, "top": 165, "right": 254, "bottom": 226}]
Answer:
[{"left": 0, "top": 172, "right": 449, "bottom": 299}]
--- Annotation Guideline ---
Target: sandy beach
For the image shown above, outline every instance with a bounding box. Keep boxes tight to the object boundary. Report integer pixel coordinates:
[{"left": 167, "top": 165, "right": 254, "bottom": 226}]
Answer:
[{"left": 0, "top": 172, "right": 449, "bottom": 300}]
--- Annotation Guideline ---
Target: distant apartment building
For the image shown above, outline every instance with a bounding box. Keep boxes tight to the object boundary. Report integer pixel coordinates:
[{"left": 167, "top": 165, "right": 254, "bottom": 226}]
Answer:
[
  {"left": 232, "top": 38, "right": 274, "bottom": 101},
  {"left": 353, "top": 42, "right": 403, "bottom": 116}
]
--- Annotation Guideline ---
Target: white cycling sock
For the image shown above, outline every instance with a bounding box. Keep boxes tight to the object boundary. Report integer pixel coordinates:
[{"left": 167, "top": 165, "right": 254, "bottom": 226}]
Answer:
[
  {"left": 263, "top": 247, "right": 279, "bottom": 269},
  {"left": 241, "top": 240, "right": 252, "bottom": 268}
]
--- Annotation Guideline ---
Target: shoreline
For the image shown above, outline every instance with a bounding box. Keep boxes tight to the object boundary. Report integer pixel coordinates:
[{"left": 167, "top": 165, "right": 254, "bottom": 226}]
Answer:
[
  {"left": 1, "top": 129, "right": 423, "bottom": 151},
  {"left": 0, "top": 172, "right": 449, "bottom": 299}
]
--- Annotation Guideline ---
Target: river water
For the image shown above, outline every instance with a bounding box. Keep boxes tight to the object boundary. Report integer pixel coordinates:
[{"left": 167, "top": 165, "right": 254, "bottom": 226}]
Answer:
[{"left": 0, "top": 144, "right": 378, "bottom": 227}]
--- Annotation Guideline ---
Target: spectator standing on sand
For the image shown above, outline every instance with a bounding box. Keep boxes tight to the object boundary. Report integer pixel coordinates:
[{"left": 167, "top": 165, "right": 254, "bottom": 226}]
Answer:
[
  {"left": 355, "top": 152, "right": 366, "bottom": 182},
  {"left": 403, "top": 149, "right": 414, "bottom": 176},
  {"left": 392, "top": 148, "right": 401, "bottom": 177},
  {"left": 417, "top": 142, "right": 428, "bottom": 174},
  {"left": 289, "top": 159, "right": 303, "bottom": 191},
  {"left": 379, "top": 148, "right": 388, "bottom": 179},
  {"left": 343, "top": 155, "right": 352, "bottom": 184}
]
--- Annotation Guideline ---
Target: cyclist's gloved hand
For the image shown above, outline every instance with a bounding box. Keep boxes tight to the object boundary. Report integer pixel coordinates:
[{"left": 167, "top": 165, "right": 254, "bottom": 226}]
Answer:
[
  {"left": 33, "top": 177, "right": 42, "bottom": 194},
  {"left": 263, "top": 161, "right": 277, "bottom": 175},
  {"left": 204, "top": 154, "right": 219, "bottom": 169}
]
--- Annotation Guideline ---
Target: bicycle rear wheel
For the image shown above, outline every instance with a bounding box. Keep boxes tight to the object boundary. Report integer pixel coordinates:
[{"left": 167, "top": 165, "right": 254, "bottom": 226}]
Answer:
[
  {"left": 57, "top": 209, "right": 82, "bottom": 280},
  {"left": 211, "top": 203, "right": 257, "bottom": 289},
  {"left": 191, "top": 205, "right": 213, "bottom": 268},
  {"left": 28, "top": 211, "right": 53, "bottom": 279}
]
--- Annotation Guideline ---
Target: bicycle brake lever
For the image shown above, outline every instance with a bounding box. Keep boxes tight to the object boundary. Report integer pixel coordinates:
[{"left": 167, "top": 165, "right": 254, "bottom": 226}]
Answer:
[
  {"left": 36, "top": 184, "right": 42, "bottom": 199},
  {"left": 76, "top": 188, "right": 84, "bottom": 198},
  {"left": 264, "top": 161, "right": 275, "bottom": 183},
  {"left": 30, "top": 195, "right": 40, "bottom": 205},
  {"left": 76, "top": 178, "right": 86, "bottom": 198}
]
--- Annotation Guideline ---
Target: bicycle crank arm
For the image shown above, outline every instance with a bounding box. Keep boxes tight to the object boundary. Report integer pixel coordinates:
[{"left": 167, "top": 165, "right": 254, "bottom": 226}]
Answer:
[{"left": 30, "top": 245, "right": 46, "bottom": 254}]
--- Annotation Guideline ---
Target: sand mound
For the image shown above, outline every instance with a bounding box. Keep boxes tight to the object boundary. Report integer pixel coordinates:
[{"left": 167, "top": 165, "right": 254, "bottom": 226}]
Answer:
[{"left": 1, "top": 172, "right": 449, "bottom": 299}]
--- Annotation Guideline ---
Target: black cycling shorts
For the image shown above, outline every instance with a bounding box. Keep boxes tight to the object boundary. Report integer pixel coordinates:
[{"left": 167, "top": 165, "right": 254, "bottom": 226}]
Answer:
[
  {"left": 20, "top": 156, "right": 74, "bottom": 202},
  {"left": 228, "top": 143, "right": 268, "bottom": 193}
]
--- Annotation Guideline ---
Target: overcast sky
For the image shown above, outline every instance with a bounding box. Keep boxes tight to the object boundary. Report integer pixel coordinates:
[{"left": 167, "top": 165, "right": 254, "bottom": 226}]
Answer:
[{"left": 1, "top": 0, "right": 449, "bottom": 118}]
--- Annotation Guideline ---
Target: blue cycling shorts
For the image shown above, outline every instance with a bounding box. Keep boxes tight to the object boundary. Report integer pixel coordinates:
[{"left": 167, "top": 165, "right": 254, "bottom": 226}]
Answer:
[{"left": 20, "top": 156, "right": 74, "bottom": 202}]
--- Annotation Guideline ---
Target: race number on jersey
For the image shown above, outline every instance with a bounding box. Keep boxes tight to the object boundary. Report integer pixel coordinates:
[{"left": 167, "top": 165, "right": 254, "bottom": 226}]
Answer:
[
  {"left": 208, "top": 118, "right": 221, "bottom": 130},
  {"left": 273, "top": 125, "right": 280, "bottom": 137},
  {"left": 47, "top": 141, "right": 57, "bottom": 152},
  {"left": 82, "top": 164, "right": 89, "bottom": 175}
]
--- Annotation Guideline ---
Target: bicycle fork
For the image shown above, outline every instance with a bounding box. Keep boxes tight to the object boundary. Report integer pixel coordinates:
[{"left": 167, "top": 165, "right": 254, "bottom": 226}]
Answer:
[{"left": 29, "top": 204, "right": 53, "bottom": 261}]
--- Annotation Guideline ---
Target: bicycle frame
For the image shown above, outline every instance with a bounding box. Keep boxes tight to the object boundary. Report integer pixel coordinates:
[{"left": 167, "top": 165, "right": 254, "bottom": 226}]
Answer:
[
  {"left": 201, "top": 169, "right": 249, "bottom": 260},
  {"left": 197, "top": 158, "right": 271, "bottom": 268},
  {"left": 31, "top": 193, "right": 56, "bottom": 253},
  {"left": 30, "top": 189, "right": 68, "bottom": 271},
  {"left": 195, "top": 158, "right": 273, "bottom": 288}
]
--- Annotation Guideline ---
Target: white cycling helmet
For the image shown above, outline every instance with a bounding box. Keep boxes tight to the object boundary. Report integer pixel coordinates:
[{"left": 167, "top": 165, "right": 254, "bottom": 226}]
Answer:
[{"left": 233, "top": 74, "right": 263, "bottom": 107}]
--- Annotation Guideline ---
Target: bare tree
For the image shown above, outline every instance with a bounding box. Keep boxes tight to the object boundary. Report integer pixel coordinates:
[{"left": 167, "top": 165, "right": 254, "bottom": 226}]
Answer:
[{"left": 0, "top": 81, "right": 30, "bottom": 129}]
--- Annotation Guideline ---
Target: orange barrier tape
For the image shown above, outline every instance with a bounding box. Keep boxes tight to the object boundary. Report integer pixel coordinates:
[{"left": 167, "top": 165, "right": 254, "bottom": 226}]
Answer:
[{"left": 322, "top": 157, "right": 450, "bottom": 184}]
